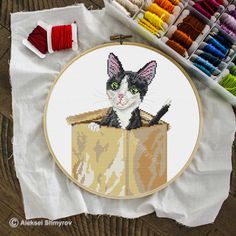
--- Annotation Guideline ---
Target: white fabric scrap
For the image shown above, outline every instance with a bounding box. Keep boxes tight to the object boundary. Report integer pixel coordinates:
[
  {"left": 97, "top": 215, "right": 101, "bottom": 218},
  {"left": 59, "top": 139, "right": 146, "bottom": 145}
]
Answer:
[{"left": 10, "top": 5, "right": 235, "bottom": 226}]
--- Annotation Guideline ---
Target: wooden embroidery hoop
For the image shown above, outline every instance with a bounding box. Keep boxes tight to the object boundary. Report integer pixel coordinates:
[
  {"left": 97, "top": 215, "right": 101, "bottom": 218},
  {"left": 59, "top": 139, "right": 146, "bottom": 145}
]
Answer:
[{"left": 44, "top": 42, "right": 203, "bottom": 199}]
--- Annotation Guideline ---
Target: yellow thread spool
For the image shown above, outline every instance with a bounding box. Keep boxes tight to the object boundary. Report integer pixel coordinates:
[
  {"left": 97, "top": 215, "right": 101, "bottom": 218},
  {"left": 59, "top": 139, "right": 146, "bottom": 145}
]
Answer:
[
  {"left": 147, "top": 3, "right": 170, "bottom": 22},
  {"left": 139, "top": 18, "right": 159, "bottom": 34},
  {"left": 144, "top": 11, "right": 164, "bottom": 31},
  {"left": 138, "top": 21, "right": 158, "bottom": 34}
]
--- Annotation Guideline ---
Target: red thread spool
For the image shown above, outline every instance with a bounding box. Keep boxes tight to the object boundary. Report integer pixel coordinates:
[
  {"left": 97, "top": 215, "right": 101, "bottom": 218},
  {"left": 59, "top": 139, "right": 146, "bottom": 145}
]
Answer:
[
  {"left": 51, "top": 24, "right": 73, "bottom": 52},
  {"left": 193, "top": 0, "right": 222, "bottom": 19},
  {"left": 27, "top": 25, "right": 48, "bottom": 54}
]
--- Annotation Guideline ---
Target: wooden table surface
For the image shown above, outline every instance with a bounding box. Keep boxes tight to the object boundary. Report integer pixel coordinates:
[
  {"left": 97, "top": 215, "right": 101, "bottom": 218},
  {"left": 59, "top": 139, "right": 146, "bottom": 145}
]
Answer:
[{"left": 0, "top": 0, "right": 236, "bottom": 235}]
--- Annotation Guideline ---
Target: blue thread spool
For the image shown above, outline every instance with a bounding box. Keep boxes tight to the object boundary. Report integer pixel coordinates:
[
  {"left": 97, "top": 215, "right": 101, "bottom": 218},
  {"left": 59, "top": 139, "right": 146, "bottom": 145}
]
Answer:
[
  {"left": 213, "top": 33, "right": 232, "bottom": 49},
  {"left": 194, "top": 56, "right": 216, "bottom": 74},
  {"left": 193, "top": 62, "right": 212, "bottom": 76},
  {"left": 199, "top": 52, "right": 221, "bottom": 66},
  {"left": 207, "top": 37, "right": 228, "bottom": 55},
  {"left": 204, "top": 43, "right": 225, "bottom": 59}
]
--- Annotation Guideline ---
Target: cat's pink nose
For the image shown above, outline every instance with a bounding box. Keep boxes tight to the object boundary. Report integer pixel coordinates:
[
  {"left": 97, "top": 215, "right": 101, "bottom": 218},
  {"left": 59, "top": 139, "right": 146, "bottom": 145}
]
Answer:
[{"left": 118, "top": 93, "right": 124, "bottom": 99}]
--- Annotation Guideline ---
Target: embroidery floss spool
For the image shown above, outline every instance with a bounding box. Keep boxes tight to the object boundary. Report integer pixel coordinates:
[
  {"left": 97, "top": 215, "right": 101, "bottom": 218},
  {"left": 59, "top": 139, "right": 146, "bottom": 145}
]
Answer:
[
  {"left": 147, "top": 3, "right": 170, "bottom": 22},
  {"left": 198, "top": 51, "right": 221, "bottom": 66},
  {"left": 129, "top": 0, "right": 144, "bottom": 7},
  {"left": 27, "top": 25, "right": 48, "bottom": 55},
  {"left": 221, "top": 15, "right": 236, "bottom": 33},
  {"left": 207, "top": 36, "right": 228, "bottom": 55},
  {"left": 229, "top": 10, "right": 236, "bottom": 19},
  {"left": 166, "top": 39, "right": 187, "bottom": 56},
  {"left": 169, "top": 0, "right": 180, "bottom": 6},
  {"left": 46, "top": 21, "right": 78, "bottom": 54},
  {"left": 144, "top": 11, "right": 165, "bottom": 31},
  {"left": 138, "top": 18, "right": 159, "bottom": 34},
  {"left": 230, "top": 66, "right": 236, "bottom": 76},
  {"left": 154, "top": 0, "right": 175, "bottom": 13},
  {"left": 203, "top": 43, "right": 226, "bottom": 59},
  {"left": 115, "top": 0, "right": 139, "bottom": 16},
  {"left": 177, "top": 15, "right": 205, "bottom": 40},
  {"left": 23, "top": 21, "right": 78, "bottom": 58},
  {"left": 193, "top": 62, "right": 212, "bottom": 76},
  {"left": 193, "top": 3, "right": 211, "bottom": 19},
  {"left": 220, "top": 24, "right": 236, "bottom": 39},
  {"left": 50, "top": 25, "right": 73, "bottom": 52},
  {"left": 193, "top": 0, "right": 222, "bottom": 19},
  {"left": 112, "top": 0, "right": 131, "bottom": 17},
  {"left": 193, "top": 56, "right": 217, "bottom": 75},
  {"left": 220, "top": 14, "right": 236, "bottom": 39},
  {"left": 219, "top": 72, "right": 236, "bottom": 96},
  {"left": 212, "top": 32, "right": 233, "bottom": 49},
  {"left": 170, "top": 30, "right": 193, "bottom": 49}
]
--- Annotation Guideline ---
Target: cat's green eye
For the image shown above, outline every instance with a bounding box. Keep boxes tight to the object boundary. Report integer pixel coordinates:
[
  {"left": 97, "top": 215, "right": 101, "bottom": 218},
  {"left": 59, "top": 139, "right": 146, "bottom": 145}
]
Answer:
[
  {"left": 129, "top": 86, "right": 139, "bottom": 94},
  {"left": 111, "top": 81, "right": 119, "bottom": 90}
]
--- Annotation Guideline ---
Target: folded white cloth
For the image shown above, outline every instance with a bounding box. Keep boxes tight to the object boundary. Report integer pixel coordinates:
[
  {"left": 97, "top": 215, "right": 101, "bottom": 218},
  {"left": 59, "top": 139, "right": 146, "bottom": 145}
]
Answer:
[{"left": 10, "top": 5, "right": 235, "bottom": 226}]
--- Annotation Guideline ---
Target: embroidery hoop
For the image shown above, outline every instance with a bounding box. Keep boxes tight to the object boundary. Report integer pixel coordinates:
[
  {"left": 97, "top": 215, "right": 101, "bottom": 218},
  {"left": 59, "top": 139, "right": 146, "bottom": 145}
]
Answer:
[{"left": 44, "top": 42, "right": 203, "bottom": 199}]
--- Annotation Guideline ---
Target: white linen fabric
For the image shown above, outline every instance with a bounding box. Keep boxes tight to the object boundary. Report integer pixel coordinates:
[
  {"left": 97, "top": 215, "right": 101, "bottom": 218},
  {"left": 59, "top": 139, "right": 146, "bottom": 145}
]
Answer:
[{"left": 10, "top": 5, "right": 235, "bottom": 226}]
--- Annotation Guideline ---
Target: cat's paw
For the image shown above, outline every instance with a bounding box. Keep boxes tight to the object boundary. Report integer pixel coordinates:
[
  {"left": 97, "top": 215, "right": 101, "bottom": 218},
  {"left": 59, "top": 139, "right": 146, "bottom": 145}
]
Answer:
[{"left": 88, "top": 122, "right": 101, "bottom": 132}]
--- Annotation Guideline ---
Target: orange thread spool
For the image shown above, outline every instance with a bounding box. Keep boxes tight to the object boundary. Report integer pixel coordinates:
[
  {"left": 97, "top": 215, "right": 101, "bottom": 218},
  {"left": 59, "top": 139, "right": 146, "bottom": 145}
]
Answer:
[
  {"left": 147, "top": 3, "right": 170, "bottom": 22},
  {"left": 154, "top": 0, "right": 175, "bottom": 13},
  {"left": 166, "top": 39, "right": 186, "bottom": 56},
  {"left": 169, "top": 0, "right": 180, "bottom": 5},
  {"left": 170, "top": 30, "right": 193, "bottom": 49}
]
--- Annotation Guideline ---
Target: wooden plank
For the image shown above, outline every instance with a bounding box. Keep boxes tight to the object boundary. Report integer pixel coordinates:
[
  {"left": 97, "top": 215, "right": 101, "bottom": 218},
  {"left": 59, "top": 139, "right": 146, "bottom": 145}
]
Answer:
[
  {"left": 0, "top": 220, "right": 11, "bottom": 235},
  {"left": 89, "top": 0, "right": 104, "bottom": 8},
  {"left": 230, "top": 138, "right": 236, "bottom": 197},
  {"left": 214, "top": 195, "right": 236, "bottom": 236},
  {"left": 0, "top": 25, "right": 10, "bottom": 58},
  {"left": 110, "top": 216, "right": 117, "bottom": 236},
  {"left": 0, "top": 0, "right": 8, "bottom": 27},
  {"left": 0, "top": 0, "right": 100, "bottom": 28},
  {"left": 140, "top": 213, "right": 179, "bottom": 235},
  {"left": 134, "top": 218, "right": 143, "bottom": 236},
  {"left": 0, "top": 48, "right": 12, "bottom": 119}
]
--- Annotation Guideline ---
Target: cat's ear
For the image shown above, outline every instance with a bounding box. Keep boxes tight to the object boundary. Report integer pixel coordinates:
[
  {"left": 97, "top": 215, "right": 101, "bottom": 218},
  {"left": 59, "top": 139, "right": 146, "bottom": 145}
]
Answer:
[
  {"left": 137, "top": 61, "right": 157, "bottom": 84},
  {"left": 107, "top": 53, "right": 124, "bottom": 78}
]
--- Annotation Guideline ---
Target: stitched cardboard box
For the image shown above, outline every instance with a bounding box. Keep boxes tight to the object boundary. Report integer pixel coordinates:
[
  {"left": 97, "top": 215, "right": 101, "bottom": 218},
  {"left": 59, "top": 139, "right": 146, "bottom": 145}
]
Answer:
[{"left": 67, "top": 108, "right": 168, "bottom": 198}]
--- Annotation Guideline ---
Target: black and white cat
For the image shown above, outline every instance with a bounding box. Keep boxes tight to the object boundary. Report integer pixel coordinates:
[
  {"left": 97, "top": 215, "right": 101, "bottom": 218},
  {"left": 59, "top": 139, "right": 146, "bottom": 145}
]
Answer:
[{"left": 89, "top": 53, "right": 157, "bottom": 131}]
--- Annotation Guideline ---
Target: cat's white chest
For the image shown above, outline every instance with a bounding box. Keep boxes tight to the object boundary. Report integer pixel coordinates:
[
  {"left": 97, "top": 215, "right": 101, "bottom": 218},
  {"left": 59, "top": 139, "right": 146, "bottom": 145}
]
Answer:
[{"left": 114, "top": 109, "right": 132, "bottom": 129}]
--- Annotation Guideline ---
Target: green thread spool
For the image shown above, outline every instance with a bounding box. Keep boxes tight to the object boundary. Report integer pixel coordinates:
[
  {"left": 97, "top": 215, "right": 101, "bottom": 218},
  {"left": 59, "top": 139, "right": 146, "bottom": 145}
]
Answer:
[
  {"left": 230, "top": 66, "right": 236, "bottom": 76},
  {"left": 219, "top": 73, "right": 236, "bottom": 96}
]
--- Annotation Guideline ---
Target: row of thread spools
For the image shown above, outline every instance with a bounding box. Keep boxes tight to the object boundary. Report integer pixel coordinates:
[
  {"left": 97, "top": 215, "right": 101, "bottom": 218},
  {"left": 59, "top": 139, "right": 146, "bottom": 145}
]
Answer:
[
  {"left": 111, "top": 0, "right": 186, "bottom": 36},
  {"left": 111, "top": 0, "right": 236, "bottom": 38}
]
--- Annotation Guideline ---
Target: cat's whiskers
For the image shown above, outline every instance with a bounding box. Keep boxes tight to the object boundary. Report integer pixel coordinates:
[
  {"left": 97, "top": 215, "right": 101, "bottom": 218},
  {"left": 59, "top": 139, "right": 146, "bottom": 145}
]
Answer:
[
  {"left": 93, "top": 91, "right": 107, "bottom": 98},
  {"left": 143, "top": 98, "right": 157, "bottom": 105},
  {"left": 94, "top": 99, "right": 109, "bottom": 104}
]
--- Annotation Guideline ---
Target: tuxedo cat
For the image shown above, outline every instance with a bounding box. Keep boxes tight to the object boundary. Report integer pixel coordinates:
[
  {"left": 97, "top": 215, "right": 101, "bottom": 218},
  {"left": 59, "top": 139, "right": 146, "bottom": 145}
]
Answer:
[{"left": 89, "top": 53, "right": 157, "bottom": 131}]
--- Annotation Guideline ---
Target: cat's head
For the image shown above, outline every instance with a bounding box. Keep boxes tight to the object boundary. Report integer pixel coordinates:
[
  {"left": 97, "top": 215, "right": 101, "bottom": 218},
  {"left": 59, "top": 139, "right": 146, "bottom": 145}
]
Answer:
[{"left": 106, "top": 53, "right": 157, "bottom": 110}]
